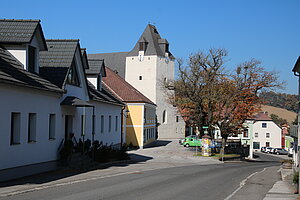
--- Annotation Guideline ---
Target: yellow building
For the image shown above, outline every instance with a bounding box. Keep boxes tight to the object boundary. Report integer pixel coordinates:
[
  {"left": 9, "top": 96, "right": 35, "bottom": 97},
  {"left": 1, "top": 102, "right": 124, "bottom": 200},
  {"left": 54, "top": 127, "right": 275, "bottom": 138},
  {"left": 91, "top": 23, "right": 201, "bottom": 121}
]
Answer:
[{"left": 103, "top": 67, "right": 157, "bottom": 148}]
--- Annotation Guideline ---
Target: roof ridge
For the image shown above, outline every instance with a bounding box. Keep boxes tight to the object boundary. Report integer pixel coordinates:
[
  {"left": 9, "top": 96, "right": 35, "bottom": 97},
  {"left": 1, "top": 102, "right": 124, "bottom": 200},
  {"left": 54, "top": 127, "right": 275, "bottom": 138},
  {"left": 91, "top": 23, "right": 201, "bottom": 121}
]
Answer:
[
  {"left": 88, "top": 58, "right": 104, "bottom": 61},
  {"left": 0, "top": 19, "right": 40, "bottom": 22},
  {"left": 88, "top": 52, "right": 129, "bottom": 55},
  {"left": 46, "top": 39, "right": 79, "bottom": 42}
]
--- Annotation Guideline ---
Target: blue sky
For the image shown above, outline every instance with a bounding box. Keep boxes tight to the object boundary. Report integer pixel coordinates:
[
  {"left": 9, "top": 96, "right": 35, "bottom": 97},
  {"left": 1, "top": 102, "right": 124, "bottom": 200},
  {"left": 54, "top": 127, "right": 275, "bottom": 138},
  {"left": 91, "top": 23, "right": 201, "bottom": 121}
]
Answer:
[{"left": 2, "top": 0, "right": 300, "bottom": 94}]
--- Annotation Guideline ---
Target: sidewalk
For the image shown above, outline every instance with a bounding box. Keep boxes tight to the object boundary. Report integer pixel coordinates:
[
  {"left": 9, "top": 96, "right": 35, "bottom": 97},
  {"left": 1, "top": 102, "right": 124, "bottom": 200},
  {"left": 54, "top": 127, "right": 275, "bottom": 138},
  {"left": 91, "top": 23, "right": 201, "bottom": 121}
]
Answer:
[{"left": 263, "top": 168, "right": 298, "bottom": 200}]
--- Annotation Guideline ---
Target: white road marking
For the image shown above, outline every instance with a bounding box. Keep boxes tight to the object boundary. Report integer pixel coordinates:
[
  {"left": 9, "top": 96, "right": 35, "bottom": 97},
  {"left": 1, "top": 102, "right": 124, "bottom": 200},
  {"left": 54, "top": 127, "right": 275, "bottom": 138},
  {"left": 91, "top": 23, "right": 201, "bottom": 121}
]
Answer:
[{"left": 224, "top": 167, "right": 267, "bottom": 200}]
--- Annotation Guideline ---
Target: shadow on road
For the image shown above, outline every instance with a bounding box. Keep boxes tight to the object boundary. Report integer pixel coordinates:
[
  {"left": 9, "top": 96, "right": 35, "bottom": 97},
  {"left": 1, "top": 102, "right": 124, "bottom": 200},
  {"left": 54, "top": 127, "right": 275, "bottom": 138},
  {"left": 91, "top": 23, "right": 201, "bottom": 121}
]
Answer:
[
  {"left": 143, "top": 140, "right": 172, "bottom": 149},
  {"left": 0, "top": 154, "right": 153, "bottom": 188},
  {"left": 244, "top": 153, "right": 284, "bottom": 165}
]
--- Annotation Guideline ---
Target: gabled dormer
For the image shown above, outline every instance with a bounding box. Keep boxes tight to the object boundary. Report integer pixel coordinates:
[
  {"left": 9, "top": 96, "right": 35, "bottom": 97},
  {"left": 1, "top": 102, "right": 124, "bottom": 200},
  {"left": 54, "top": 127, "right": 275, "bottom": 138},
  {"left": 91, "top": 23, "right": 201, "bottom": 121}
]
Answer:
[
  {"left": 86, "top": 59, "right": 107, "bottom": 91},
  {"left": 158, "top": 38, "right": 169, "bottom": 57},
  {"left": 0, "top": 19, "right": 47, "bottom": 74},
  {"left": 39, "top": 39, "right": 90, "bottom": 101},
  {"left": 138, "top": 37, "right": 148, "bottom": 61}
]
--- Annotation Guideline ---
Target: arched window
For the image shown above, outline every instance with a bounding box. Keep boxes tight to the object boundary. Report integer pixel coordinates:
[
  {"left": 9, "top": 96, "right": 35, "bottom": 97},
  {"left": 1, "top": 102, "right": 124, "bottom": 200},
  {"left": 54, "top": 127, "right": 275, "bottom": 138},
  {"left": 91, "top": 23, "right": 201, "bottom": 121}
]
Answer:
[{"left": 162, "top": 110, "right": 167, "bottom": 124}]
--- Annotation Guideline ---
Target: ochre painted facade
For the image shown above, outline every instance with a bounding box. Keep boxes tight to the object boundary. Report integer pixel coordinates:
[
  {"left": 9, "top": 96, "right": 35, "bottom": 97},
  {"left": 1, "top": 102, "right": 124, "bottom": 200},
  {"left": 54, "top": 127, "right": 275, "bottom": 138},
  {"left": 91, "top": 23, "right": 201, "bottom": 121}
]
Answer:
[{"left": 125, "top": 103, "right": 156, "bottom": 148}]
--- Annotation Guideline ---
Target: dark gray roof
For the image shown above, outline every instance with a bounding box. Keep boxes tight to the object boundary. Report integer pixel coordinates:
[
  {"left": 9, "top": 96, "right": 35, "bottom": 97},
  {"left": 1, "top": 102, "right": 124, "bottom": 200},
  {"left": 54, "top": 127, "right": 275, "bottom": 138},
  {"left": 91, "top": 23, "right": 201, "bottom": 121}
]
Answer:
[
  {"left": 127, "top": 24, "right": 174, "bottom": 59},
  {"left": 88, "top": 52, "right": 128, "bottom": 78},
  {"left": 88, "top": 82, "right": 124, "bottom": 106},
  {"left": 86, "top": 59, "right": 107, "bottom": 77},
  {"left": 40, "top": 40, "right": 79, "bottom": 68},
  {"left": 0, "top": 46, "right": 63, "bottom": 93},
  {"left": 0, "top": 19, "right": 47, "bottom": 50},
  {"left": 86, "top": 59, "right": 103, "bottom": 75}
]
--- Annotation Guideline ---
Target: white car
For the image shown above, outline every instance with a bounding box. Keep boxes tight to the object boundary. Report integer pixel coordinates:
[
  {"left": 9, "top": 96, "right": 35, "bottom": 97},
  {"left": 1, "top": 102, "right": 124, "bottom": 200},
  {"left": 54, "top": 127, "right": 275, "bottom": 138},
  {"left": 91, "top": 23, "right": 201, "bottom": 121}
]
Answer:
[
  {"left": 265, "top": 147, "right": 274, "bottom": 153},
  {"left": 288, "top": 148, "right": 293, "bottom": 157}
]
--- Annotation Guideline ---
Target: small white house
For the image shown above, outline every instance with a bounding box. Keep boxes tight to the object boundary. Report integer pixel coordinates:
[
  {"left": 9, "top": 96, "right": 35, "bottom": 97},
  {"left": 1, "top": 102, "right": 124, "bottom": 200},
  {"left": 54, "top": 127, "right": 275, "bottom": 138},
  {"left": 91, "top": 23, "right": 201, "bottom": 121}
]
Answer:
[
  {"left": 0, "top": 19, "right": 65, "bottom": 181},
  {"left": 246, "top": 112, "right": 282, "bottom": 150}
]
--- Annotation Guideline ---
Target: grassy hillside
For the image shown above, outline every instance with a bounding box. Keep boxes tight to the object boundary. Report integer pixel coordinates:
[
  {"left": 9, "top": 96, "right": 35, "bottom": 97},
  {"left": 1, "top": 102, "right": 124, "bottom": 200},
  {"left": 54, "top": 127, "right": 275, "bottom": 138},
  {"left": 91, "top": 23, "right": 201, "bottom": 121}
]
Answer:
[{"left": 260, "top": 105, "right": 297, "bottom": 124}]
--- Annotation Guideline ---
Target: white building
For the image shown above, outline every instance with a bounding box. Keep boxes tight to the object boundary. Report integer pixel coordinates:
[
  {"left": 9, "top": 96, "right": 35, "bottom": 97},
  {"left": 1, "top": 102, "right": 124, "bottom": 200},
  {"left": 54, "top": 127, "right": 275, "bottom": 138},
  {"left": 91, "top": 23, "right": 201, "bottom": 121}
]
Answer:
[
  {"left": 89, "top": 24, "right": 185, "bottom": 139},
  {"left": 249, "top": 112, "right": 282, "bottom": 150},
  {"left": 0, "top": 19, "right": 124, "bottom": 181}
]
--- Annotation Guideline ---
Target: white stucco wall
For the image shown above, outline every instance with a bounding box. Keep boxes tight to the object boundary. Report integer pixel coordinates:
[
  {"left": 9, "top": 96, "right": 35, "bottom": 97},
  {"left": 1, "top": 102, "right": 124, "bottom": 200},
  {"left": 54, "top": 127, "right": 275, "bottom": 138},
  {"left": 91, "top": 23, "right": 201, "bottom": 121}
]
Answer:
[
  {"left": 82, "top": 102, "right": 122, "bottom": 147},
  {"left": 155, "top": 57, "right": 185, "bottom": 139},
  {"left": 0, "top": 85, "right": 63, "bottom": 170},
  {"left": 7, "top": 47, "right": 26, "bottom": 67},
  {"left": 125, "top": 56, "right": 157, "bottom": 103},
  {"left": 87, "top": 77, "right": 97, "bottom": 88},
  {"left": 253, "top": 121, "right": 282, "bottom": 148}
]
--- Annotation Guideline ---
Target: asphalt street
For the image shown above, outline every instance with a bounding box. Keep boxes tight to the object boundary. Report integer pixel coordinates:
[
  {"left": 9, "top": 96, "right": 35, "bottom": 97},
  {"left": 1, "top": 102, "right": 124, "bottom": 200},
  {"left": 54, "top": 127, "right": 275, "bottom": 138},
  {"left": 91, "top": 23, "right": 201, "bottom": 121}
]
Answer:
[{"left": 0, "top": 154, "right": 282, "bottom": 200}]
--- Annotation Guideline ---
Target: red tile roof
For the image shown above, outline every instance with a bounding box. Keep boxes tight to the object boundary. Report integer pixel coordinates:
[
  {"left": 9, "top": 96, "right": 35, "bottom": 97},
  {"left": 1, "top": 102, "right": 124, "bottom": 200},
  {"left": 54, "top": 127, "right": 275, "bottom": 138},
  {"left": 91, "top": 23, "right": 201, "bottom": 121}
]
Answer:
[
  {"left": 102, "top": 67, "right": 155, "bottom": 105},
  {"left": 254, "top": 112, "right": 272, "bottom": 121}
]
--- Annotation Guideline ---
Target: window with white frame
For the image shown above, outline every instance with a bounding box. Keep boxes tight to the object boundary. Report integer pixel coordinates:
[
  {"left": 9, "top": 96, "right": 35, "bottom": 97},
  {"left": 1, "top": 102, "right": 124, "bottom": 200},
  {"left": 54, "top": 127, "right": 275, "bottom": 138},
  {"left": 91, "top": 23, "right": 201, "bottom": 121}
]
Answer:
[
  {"left": 115, "top": 116, "right": 118, "bottom": 131},
  {"left": 108, "top": 115, "right": 112, "bottom": 132},
  {"left": 49, "top": 114, "right": 56, "bottom": 140},
  {"left": 266, "top": 132, "right": 270, "bottom": 138},
  {"left": 162, "top": 110, "right": 167, "bottom": 124},
  {"left": 100, "top": 115, "right": 104, "bottom": 133},
  {"left": 28, "top": 113, "right": 37, "bottom": 143},
  {"left": 11, "top": 112, "right": 21, "bottom": 145},
  {"left": 81, "top": 115, "right": 86, "bottom": 136},
  {"left": 262, "top": 123, "right": 267, "bottom": 128},
  {"left": 255, "top": 132, "right": 258, "bottom": 137},
  {"left": 243, "top": 130, "right": 249, "bottom": 138}
]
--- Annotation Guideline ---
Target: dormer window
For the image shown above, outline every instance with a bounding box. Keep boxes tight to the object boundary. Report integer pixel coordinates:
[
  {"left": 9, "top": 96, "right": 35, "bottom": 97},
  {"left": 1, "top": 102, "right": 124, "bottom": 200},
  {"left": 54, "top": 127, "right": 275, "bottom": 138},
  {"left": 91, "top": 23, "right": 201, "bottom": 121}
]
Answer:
[
  {"left": 138, "top": 41, "right": 148, "bottom": 52},
  {"left": 28, "top": 45, "right": 36, "bottom": 73},
  {"left": 67, "top": 60, "right": 80, "bottom": 86},
  {"left": 165, "top": 44, "right": 169, "bottom": 53},
  {"left": 139, "top": 42, "right": 144, "bottom": 51}
]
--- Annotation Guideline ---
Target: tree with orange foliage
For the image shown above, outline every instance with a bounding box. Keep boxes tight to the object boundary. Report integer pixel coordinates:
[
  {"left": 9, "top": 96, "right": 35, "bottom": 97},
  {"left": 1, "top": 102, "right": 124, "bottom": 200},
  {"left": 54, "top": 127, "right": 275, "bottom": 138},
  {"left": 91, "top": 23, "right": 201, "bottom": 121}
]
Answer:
[{"left": 167, "top": 49, "right": 283, "bottom": 142}]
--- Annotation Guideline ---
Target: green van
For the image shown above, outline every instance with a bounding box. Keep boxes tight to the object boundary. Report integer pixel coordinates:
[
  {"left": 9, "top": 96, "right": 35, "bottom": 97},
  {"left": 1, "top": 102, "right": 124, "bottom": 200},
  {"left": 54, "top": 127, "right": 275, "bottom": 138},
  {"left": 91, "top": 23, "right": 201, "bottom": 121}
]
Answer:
[{"left": 183, "top": 137, "right": 202, "bottom": 147}]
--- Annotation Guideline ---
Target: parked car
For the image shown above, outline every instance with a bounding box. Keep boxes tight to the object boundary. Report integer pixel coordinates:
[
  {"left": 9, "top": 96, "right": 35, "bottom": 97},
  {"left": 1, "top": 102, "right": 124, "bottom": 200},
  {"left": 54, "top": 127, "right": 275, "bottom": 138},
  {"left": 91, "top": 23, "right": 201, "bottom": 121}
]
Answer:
[
  {"left": 261, "top": 147, "right": 266, "bottom": 152},
  {"left": 265, "top": 147, "right": 274, "bottom": 153},
  {"left": 183, "top": 137, "right": 201, "bottom": 147},
  {"left": 273, "top": 148, "right": 288, "bottom": 155},
  {"left": 179, "top": 135, "right": 197, "bottom": 145},
  {"left": 288, "top": 148, "right": 294, "bottom": 157}
]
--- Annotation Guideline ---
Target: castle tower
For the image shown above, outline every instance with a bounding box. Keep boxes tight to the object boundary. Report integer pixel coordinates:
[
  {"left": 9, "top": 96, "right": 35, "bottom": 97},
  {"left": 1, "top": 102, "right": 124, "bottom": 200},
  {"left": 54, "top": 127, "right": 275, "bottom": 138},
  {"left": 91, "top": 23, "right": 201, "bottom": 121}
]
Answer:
[{"left": 125, "top": 25, "right": 185, "bottom": 139}]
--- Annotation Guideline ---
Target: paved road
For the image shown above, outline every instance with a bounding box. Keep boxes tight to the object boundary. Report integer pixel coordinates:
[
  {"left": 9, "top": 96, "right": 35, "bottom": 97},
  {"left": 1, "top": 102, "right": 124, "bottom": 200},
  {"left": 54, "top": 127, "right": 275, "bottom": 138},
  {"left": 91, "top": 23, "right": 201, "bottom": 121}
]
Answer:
[
  {"left": 0, "top": 141, "right": 284, "bottom": 200},
  {"left": 0, "top": 162, "right": 281, "bottom": 200}
]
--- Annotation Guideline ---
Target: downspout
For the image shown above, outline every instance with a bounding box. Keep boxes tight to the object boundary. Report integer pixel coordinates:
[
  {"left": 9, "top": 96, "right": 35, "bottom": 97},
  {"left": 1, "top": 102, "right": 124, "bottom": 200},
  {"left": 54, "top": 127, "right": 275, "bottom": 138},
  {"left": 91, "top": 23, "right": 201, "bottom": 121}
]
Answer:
[
  {"left": 92, "top": 106, "right": 95, "bottom": 144},
  {"left": 294, "top": 71, "right": 300, "bottom": 168}
]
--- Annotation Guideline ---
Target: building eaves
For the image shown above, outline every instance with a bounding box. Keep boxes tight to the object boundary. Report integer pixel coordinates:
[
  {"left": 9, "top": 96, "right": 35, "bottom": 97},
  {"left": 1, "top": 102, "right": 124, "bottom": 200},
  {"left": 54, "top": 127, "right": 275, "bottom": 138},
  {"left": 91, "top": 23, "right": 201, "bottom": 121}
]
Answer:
[{"left": 88, "top": 81, "right": 124, "bottom": 106}]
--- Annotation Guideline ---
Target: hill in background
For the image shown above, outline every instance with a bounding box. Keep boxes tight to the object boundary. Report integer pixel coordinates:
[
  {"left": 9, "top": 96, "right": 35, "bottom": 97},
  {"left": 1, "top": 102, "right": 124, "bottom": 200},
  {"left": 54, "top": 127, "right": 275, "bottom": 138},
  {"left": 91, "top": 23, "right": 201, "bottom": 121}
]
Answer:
[{"left": 260, "top": 105, "right": 297, "bottom": 124}]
